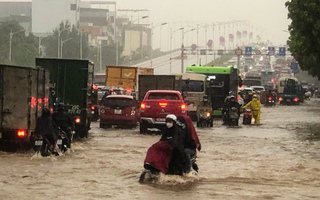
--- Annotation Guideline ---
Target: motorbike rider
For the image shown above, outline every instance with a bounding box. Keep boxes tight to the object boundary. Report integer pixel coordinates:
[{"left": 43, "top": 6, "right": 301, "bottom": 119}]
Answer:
[
  {"left": 160, "top": 114, "right": 189, "bottom": 175},
  {"left": 197, "top": 95, "right": 212, "bottom": 115},
  {"left": 243, "top": 94, "right": 262, "bottom": 124},
  {"left": 226, "top": 95, "right": 241, "bottom": 125},
  {"left": 177, "top": 115, "right": 200, "bottom": 174},
  {"left": 52, "top": 103, "right": 74, "bottom": 148},
  {"left": 35, "top": 108, "right": 59, "bottom": 153}
]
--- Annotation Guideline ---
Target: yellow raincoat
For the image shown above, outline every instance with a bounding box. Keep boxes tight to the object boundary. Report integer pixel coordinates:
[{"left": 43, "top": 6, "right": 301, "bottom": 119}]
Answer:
[{"left": 243, "top": 98, "right": 261, "bottom": 124}]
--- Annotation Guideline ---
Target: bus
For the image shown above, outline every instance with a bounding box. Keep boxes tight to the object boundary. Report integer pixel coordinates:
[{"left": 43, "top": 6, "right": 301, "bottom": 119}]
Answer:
[
  {"left": 185, "top": 65, "right": 242, "bottom": 116},
  {"left": 261, "top": 68, "right": 275, "bottom": 89},
  {"left": 181, "top": 73, "right": 207, "bottom": 120}
]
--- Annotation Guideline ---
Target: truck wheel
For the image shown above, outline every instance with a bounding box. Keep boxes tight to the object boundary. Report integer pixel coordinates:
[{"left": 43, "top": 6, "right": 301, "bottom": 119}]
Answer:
[
  {"left": 210, "top": 120, "right": 213, "bottom": 127},
  {"left": 100, "top": 123, "right": 105, "bottom": 129},
  {"left": 140, "top": 120, "right": 147, "bottom": 134}
]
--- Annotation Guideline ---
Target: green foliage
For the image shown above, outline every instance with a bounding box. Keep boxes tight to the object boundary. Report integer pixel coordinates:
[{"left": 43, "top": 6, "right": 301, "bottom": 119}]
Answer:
[
  {"left": 0, "top": 20, "right": 38, "bottom": 66},
  {"left": 286, "top": 0, "right": 320, "bottom": 79}
]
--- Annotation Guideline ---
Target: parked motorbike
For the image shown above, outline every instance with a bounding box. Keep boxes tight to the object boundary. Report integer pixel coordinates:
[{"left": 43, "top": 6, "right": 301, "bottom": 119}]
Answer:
[
  {"left": 33, "top": 128, "right": 69, "bottom": 157},
  {"left": 196, "top": 109, "right": 213, "bottom": 127},
  {"left": 228, "top": 107, "right": 239, "bottom": 126},
  {"left": 139, "top": 141, "right": 199, "bottom": 184},
  {"left": 265, "top": 96, "right": 276, "bottom": 107},
  {"left": 242, "top": 108, "right": 252, "bottom": 125}
]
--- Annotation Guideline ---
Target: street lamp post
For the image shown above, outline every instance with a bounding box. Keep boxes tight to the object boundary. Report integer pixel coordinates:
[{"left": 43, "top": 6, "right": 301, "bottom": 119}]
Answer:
[
  {"left": 9, "top": 29, "right": 25, "bottom": 62},
  {"left": 128, "top": 15, "right": 148, "bottom": 64},
  {"left": 38, "top": 34, "right": 54, "bottom": 57},
  {"left": 150, "top": 22, "right": 167, "bottom": 67},
  {"left": 60, "top": 38, "right": 72, "bottom": 59},
  {"left": 57, "top": 28, "right": 70, "bottom": 58},
  {"left": 181, "top": 28, "right": 195, "bottom": 73},
  {"left": 170, "top": 27, "right": 184, "bottom": 74}
]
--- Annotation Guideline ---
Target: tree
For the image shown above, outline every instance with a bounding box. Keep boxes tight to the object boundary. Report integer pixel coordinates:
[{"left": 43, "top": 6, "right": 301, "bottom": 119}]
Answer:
[
  {"left": 0, "top": 20, "right": 38, "bottom": 66},
  {"left": 286, "top": 0, "right": 320, "bottom": 79},
  {"left": 42, "top": 21, "right": 89, "bottom": 60}
]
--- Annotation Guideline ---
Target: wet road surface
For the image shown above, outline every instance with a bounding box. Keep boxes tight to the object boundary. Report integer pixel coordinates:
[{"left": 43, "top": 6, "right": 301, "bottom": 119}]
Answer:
[{"left": 1, "top": 99, "right": 320, "bottom": 200}]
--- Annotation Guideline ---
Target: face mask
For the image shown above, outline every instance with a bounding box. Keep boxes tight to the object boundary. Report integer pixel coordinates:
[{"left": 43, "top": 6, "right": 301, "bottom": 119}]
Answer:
[
  {"left": 253, "top": 97, "right": 257, "bottom": 100},
  {"left": 166, "top": 122, "right": 173, "bottom": 128}
]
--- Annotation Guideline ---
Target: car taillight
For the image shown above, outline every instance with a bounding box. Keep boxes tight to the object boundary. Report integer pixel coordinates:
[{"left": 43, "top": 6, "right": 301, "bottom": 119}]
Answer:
[
  {"left": 294, "top": 97, "right": 299, "bottom": 102},
  {"left": 75, "top": 117, "right": 81, "bottom": 124},
  {"left": 91, "top": 105, "right": 95, "bottom": 110},
  {"left": 181, "top": 104, "right": 186, "bottom": 110},
  {"left": 159, "top": 101, "right": 167, "bottom": 107},
  {"left": 268, "top": 97, "right": 272, "bottom": 100},
  {"left": 237, "top": 95, "right": 242, "bottom": 101},
  {"left": 17, "top": 129, "right": 27, "bottom": 139},
  {"left": 140, "top": 102, "right": 146, "bottom": 109},
  {"left": 279, "top": 97, "right": 283, "bottom": 101}
]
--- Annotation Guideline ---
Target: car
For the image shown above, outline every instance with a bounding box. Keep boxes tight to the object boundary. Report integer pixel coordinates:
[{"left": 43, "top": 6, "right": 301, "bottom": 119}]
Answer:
[
  {"left": 139, "top": 90, "right": 186, "bottom": 133},
  {"left": 99, "top": 95, "right": 139, "bottom": 129},
  {"left": 250, "top": 86, "right": 265, "bottom": 94}
]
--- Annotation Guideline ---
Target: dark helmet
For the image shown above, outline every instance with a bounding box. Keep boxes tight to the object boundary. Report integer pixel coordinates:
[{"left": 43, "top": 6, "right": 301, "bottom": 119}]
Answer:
[
  {"left": 42, "top": 108, "right": 51, "bottom": 117},
  {"left": 203, "top": 95, "right": 208, "bottom": 102},
  {"left": 230, "top": 95, "right": 235, "bottom": 101},
  {"left": 57, "top": 102, "right": 65, "bottom": 112}
]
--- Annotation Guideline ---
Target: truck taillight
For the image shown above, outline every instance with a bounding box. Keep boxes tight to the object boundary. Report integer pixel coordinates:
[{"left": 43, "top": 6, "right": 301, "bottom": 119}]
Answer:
[
  {"left": 294, "top": 97, "right": 299, "bottom": 102},
  {"left": 140, "top": 102, "right": 146, "bottom": 109},
  {"left": 75, "top": 117, "right": 81, "bottom": 124},
  {"left": 159, "top": 101, "right": 167, "bottom": 107},
  {"left": 17, "top": 129, "right": 27, "bottom": 139},
  {"left": 268, "top": 97, "right": 272, "bottom": 101},
  {"left": 181, "top": 104, "right": 186, "bottom": 110},
  {"left": 91, "top": 105, "right": 95, "bottom": 110},
  {"left": 279, "top": 97, "right": 283, "bottom": 101}
]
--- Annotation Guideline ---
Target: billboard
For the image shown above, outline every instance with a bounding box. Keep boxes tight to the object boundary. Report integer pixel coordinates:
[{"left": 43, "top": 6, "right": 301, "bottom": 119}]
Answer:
[{"left": 32, "top": 0, "right": 79, "bottom": 34}]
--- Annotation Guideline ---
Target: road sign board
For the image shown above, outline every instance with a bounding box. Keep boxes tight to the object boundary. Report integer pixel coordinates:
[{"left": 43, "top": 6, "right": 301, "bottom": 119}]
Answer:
[
  {"left": 279, "top": 47, "right": 286, "bottom": 56},
  {"left": 255, "top": 50, "right": 261, "bottom": 55},
  {"left": 268, "top": 47, "right": 275, "bottom": 56},
  {"left": 235, "top": 48, "right": 242, "bottom": 56},
  {"left": 290, "top": 62, "right": 299, "bottom": 73},
  {"left": 245, "top": 46, "right": 252, "bottom": 56}
]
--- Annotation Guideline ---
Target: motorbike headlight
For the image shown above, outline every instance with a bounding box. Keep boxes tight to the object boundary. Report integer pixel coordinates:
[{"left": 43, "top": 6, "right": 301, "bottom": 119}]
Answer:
[{"left": 206, "top": 112, "right": 211, "bottom": 117}]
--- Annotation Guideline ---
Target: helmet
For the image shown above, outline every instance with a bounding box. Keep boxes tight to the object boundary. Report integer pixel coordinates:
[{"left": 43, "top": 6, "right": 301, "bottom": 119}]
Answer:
[
  {"left": 57, "top": 102, "right": 65, "bottom": 111},
  {"left": 230, "top": 95, "right": 235, "bottom": 101},
  {"left": 203, "top": 95, "right": 208, "bottom": 102},
  {"left": 166, "top": 114, "right": 177, "bottom": 122},
  {"left": 252, "top": 94, "right": 258, "bottom": 98}
]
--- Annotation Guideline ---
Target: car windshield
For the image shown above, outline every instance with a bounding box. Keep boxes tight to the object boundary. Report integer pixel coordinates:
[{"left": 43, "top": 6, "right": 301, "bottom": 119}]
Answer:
[
  {"left": 252, "top": 87, "right": 265, "bottom": 91},
  {"left": 103, "top": 98, "right": 133, "bottom": 107},
  {"left": 182, "top": 80, "right": 204, "bottom": 92},
  {"left": 148, "top": 93, "right": 179, "bottom": 100}
]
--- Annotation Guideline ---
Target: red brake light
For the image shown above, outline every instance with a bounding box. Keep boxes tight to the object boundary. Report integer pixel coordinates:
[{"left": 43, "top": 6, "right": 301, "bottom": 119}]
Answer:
[
  {"left": 294, "top": 97, "right": 299, "bottom": 102},
  {"left": 271, "top": 78, "right": 275, "bottom": 83},
  {"left": 17, "top": 129, "right": 27, "bottom": 139},
  {"left": 91, "top": 105, "right": 95, "bottom": 110},
  {"left": 75, "top": 117, "right": 81, "bottom": 124},
  {"left": 93, "top": 85, "right": 98, "bottom": 90},
  {"left": 181, "top": 104, "right": 186, "bottom": 110},
  {"left": 279, "top": 97, "right": 283, "bottom": 101},
  {"left": 237, "top": 95, "right": 242, "bottom": 101},
  {"left": 126, "top": 88, "right": 132, "bottom": 93},
  {"left": 140, "top": 102, "right": 146, "bottom": 109},
  {"left": 268, "top": 97, "right": 272, "bottom": 100},
  {"left": 159, "top": 102, "right": 167, "bottom": 107}
]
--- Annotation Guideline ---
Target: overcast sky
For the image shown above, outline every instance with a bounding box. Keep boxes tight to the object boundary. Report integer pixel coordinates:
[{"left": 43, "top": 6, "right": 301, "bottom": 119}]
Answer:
[{"left": 114, "top": 0, "right": 291, "bottom": 50}]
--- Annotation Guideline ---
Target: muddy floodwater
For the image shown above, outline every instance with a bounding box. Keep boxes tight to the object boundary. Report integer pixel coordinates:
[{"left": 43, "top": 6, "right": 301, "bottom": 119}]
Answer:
[{"left": 1, "top": 99, "right": 320, "bottom": 200}]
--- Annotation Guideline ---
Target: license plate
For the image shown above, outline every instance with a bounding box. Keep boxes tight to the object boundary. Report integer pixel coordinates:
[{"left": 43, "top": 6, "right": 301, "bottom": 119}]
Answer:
[
  {"left": 114, "top": 109, "right": 122, "bottom": 114},
  {"left": 35, "top": 140, "right": 43, "bottom": 146},
  {"left": 156, "top": 118, "right": 165, "bottom": 122},
  {"left": 286, "top": 99, "right": 291, "bottom": 102},
  {"left": 57, "top": 139, "right": 62, "bottom": 145}
]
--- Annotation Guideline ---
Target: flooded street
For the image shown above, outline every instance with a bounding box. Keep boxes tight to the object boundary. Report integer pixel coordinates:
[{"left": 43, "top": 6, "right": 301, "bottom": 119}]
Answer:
[{"left": 1, "top": 100, "right": 320, "bottom": 200}]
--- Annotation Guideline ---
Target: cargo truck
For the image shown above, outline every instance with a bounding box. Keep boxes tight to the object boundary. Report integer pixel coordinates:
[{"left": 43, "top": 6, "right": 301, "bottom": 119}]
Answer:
[
  {"left": 0, "top": 65, "right": 49, "bottom": 150},
  {"left": 138, "top": 75, "right": 182, "bottom": 101},
  {"left": 36, "top": 58, "right": 94, "bottom": 138}
]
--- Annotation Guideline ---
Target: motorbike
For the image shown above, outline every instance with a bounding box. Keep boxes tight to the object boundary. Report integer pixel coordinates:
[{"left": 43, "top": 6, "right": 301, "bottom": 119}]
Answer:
[
  {"left": 242, "top": 108, "right": 252, "bottom": 125},
  {"left": 304, "top": 91, "right": 311, "bottom": 100},
  {"left": 228, "top": 107, "right": 239, "bottom": 126},
  {"left": 33, "top": 128, "right": 69, "bottom": 157},
  {"left": 265, "top": 96, "right": 276, "bottom": 107},
  {"left": 196, "top": 109, "right": 213, "bottom": 127},
  {"left": 139, "top": 141, "right": 199, "bottom": 184}
]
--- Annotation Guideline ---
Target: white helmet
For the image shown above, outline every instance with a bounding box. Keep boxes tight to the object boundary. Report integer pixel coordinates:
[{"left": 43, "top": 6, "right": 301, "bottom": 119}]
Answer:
[{"left": 166, "top": 114, "right": 177, "bottom": 122}]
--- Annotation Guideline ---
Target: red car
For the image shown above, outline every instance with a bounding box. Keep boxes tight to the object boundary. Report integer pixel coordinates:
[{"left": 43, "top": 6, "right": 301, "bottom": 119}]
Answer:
[
  {"left": 139, "top": 90, "right": 186, "bottom": 133},
  {"left": 99, "top": 95, "right": 139, "bottom": 129}
]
